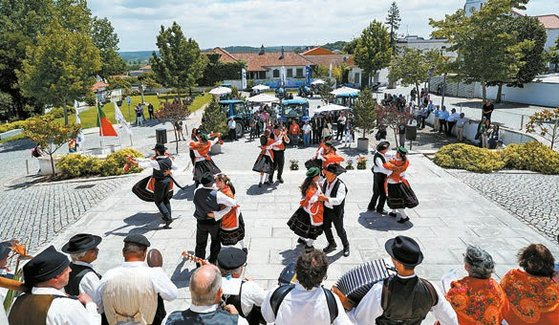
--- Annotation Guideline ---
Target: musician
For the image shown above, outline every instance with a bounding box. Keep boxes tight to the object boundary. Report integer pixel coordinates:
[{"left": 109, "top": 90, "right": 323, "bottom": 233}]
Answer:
[
  {"left": 340, "top": 236, "right": 458, "bottom": 325},
  {"left": 189, "top": 130, "right": 223, "bottom": 187},
  {"left": 0, "top": 241, "right": 13, "bottom": 324},
  {"left": 367, "top": 141, "right": 392, "bottom": 214},
  {"left": 95, "top": 234, "right": 178, "bottom": 325},
  {"left": 8, "top": 246, "right": 101, "bottom": 324},
  {"left": 193, "top": 172, "right": 237, "bottom": 265},
  {"left": 217, "top": 248, "right": 267, "bottom": 324},
  {"left": 268, "top": 125, "right": 290, "bottom": 184},
  {"left": 261, "top": 249, "right": 351, "bottom": 325},
  {"left": 163, "top": 264, "right": 249, "bottom": 324},
  {"left": 319, "top": 164, "right": 350, "bottom": 257},
  {"left": 129, "top": 143, "right": 178, "bottom": 228}
]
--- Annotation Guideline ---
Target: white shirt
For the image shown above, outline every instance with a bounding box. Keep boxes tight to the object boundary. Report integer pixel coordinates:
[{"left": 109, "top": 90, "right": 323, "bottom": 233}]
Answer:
[
  {"left": 162, "top": 304, "right": 249, "bottom": 325},
  {"left": 25, "top": 287, "right": 101, "bottom": 325},
  {"left": 348, "top": 275, "right": 458, "bottom": 325},
  {"left": 372, "top": 153, "right": 393, "bottom": 175},
  {"left": 138, "top": 156, "right": 179, "bottom": 171},
  {"left": 447, "top": 112, "right": 460, "bottom": 122},
  {"left": 456, "top": 117, "right": 468, "bottom": 128},
  {"left": 95, "top": 261, "right": 178, "bottom": 313},
  {"left": 72, "top": 261, "right": 102, "bottom": 299},
  {"left": 194, "top": 185, "right": 238, "bottom": 221},
  {"left": 237, "top": 280, "right": 267, "bottom": 316},
  {"left": 303, "top": 124, "right": 312, "bottom": 134},
  {"left": 261, "top": 284, "right": 353, "bottom": 325},
  {"left": 322, "top": 178, "right": 346, "bottom": 209},
  {"left": 228, "top": 120, "right": 237, "bottom": 130}
]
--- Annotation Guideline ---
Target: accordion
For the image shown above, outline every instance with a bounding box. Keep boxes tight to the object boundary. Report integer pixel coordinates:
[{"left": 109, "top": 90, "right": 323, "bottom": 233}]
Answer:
[{"left": 334, "top": 259, "right": 395, "bottom": 305}]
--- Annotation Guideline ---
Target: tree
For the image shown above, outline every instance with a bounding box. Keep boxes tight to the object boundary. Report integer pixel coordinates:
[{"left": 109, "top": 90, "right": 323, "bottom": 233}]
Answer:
[
  {"left": 545, "top": 46, "right": 559, "bottom": 72},
  {"left": 377, "top": 103, "right": 413, "bottom": 147},
  {"left": 156, "top": 100, "right": 191, "bottom": 154},
  {"left": 353, "top": 88, "right": 377, "bottom": 139},
  {"left": 525, "top": 108, "right": 559, "bottom": 149},
  {"left": 198, "top": 53, "right": 245, "bottom": 86},
  {"left": 354, "top": 20, "right": 392, "bottom": 87},
  {"left": 385, "top": 2, "right": 401, "bottom": 51},
  {"left": 24, "top": 115, "right": 80, "bottom": 176},
  {"left": 332, "top": 62, "right": 350, "bottom": 84},
  {"left": 18, "top": 20, "right": 101, "bottom": 125},
  {"left": 201, "top": 99, "right": 228, "bottom": 136},
  {"left": 342, "top": 39, "right": 358, "bottom": 54},
  {"left": 318, "top": 79, "right": 335, "bottom": 104},
  {"left": 150, "top": 22, "right": 208, "bottom": 97},
  {"left": 91, "top": 17, "right": 126, "bottom": 78},
  {"left": 388, "top": 48, "right": 430, "bottom": 105}
]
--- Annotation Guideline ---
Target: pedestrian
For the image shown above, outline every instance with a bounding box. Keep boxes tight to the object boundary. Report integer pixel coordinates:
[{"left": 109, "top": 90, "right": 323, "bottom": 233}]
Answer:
[
  {"left": 268, "top": 125, "right": 289, "bottom": 184},
  {"left": 476, "top": 118, "right": 491, "bottom": 148},
  {"left": 189, "top": 130, "right": 223, "bottom": 187},
  {"left": 343, "top": 123, "right": 353, "bottom": 147},
  {"left": 446, "top": 108, "right": 460, "bottom": 136},
  {"left": 148, "top": 103, "right": 154, "bottom": 120},
  {"left": 375, "top": 125, "right": 387, "bottom": 141},
  {"left": 68, "top": 138, "right": 77, "bottom": 153},
  {"left": 215, "top": 173, "right": 247, "bottom": 253},
  {"left": 249, "top": 115, "right": 258, "bottom": 141},
  {"left": 488, "top": 124, "right": 501, "bottom": 149},
  {"left": 175, "top": 120, "right": 185, "bottom": 141},
  {"left": 432, "top": 106, "right": 441, "bottom": 132},
  {"left": 418, "top": 106, "right": 429, "bottom": 129},
  {"left": 193, "top": 172, "right": 238, "bottom": 265},
  {"left": 481, "top": 100, "right": 494, "bottom": 122},
  {"left": 319, "top": 141, "right": 344, "bottom": 170},
  {"left": 321, "top": 120, "right": 332, "bottom": 139},
  {"left": 320, "top": 164, "right": 350, "bottom": 257},
  {"left": 397, "top": 122, "right": 406, "bottom": 147},
  {"left": 135, "top": 104, "right": 144, "bottom": 126},
  {"left": 367, "top": 141, "right": 392, "bottom": 214},
  {"left": 410, "top": 88, "right": 417, "bottom": 103},
  {"left": 62, "top": 234, "right": 103, "bottom": 299},
  {"left": 438, "top": 106, "right": 449, "bottom": 134},
  {"left": 336, "top": 113, "right": 346, "bottom": 141},
  {"left": 383, "top": 147, "right": 419, "bottom": 224},
  {"left": 253, "top": 130, "right": 281, "bottom": 187},
  {"left": 289, "top": 119, "right": 300, "bottom": 147},
  {"left": 228, "top": 117, "right": 238, "bottom": 141},
  {"left": 455, "top": 113, "right": 468, "bottom": 142},
  {"left": 302, "top": 121, "right": 312, "bottom": 147}
]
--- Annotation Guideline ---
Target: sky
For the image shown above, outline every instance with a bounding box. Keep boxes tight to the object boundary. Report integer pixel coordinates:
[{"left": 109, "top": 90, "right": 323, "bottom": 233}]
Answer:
[{"left": 89, "top": 0, "right": 558, "bottom": 52}]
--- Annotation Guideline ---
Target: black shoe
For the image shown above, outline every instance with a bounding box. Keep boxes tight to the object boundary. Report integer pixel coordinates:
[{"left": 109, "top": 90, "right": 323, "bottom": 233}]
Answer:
[
  {"left": 264, "top": 181, "right": 271, "bottom": 185},
  {"left": 242, "top": 248, "right": 248, "bottom": 255},
  {"left": 397, "top": 217, "right": 410, "bottom": 224},
  {"left": 388, "top": 212, "right": 398, "bottom": 218},
  {"left": 305, "top": 245, "right": 314, "bottom": 253},
  {"left": 367, "top": 204, "right": 375, "bottom": 211},
  {"left": 377, "top": 209, "right": 389, "bottom": 215},
  {"left": 278, "top": 178, "right": 284, "bottom": 184},
  {"left": 163, "top": 218, "right": 173, "bottom": 229},
  {"left": 323, "top": 243, "right": 337, "bottom": 254},
  {"left": 258, "top": 182, "right": 262, "bottom": 187},
  {"left": 297, "top": 238, "right": 307, "bottom": 245},
  {"left": 343, "top": 246, "right": 350, "bottom": 257}
]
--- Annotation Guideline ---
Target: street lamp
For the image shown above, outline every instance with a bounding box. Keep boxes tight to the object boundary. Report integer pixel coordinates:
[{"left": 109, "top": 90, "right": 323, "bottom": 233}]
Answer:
[{"left": 440, "top": 46, "right": 447, "bottom": 109}]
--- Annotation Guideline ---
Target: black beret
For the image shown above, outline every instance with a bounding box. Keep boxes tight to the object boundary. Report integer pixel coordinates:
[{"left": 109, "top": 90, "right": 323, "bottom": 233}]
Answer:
[
  {"left": 200, "top": 172, "right": 215, "bottom": 186},
  {"left": 123, "top": 234, "right": 151, "bottom": 248},
  {"left": 217, "top": 247, "right": 247, "bottom": 270},
  {"left": 376, "top": 141, "right": 390, "bottom": 151},
  {"left": 152, "top": 143, "right": 167, "bottom": 152},
  {"left": 0, "top": 241, "right": 11, "bottom": 260},
  {"left": 23, "top": 246, "right": 70, "bottom": 287},
  {"left": 61, "top": 233, "right": 102, "bottom": 254}
]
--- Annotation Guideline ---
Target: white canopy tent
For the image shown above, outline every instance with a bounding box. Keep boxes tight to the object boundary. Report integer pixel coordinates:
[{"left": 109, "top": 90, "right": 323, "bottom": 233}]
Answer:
[
  {"left": 209, "top": 86, "right": 232, "bottom": 96},
  {"left": 313, "top": 104, "right": 351, "bottom": 115},
  {"left": 311, "top": 79, "right": 326, "bottom": 85},
  {"left": 247, "top": 93, "right": 280, "bottom": 103},
  {"left": 252, "top": 84, "right": 270, "bottom": 91},
  {"left": 330, "top": 86, "right": 360, "bottom": 96}
]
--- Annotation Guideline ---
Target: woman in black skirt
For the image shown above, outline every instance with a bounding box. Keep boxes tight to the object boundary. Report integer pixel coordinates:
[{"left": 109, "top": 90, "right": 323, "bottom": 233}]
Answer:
[
  {"left": 287, "top": 166, "right": 324, "bottom": 252},
  {"left": 383, "top": 146, "right": 419, "bottom": 224},
  {"left": 215, "top": 174, "right": 247, "bottom": 253},
  {"left": 189, "top": 131, "right": 222, "bottom": 186},
  {"left": 252, "top": 130, "right": 283, "bottom": 187}
]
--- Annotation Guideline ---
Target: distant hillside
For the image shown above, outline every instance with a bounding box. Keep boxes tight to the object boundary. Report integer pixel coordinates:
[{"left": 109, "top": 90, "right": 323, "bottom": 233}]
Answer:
[
  {"left": 119, "top": 51, "right": 157, "bottom": 63},
  {"left": 322, "top": 41, "right": 348, "bottom": 52},
  {"left": 222, "top": 46, "right": 309, "bottom": 53}
]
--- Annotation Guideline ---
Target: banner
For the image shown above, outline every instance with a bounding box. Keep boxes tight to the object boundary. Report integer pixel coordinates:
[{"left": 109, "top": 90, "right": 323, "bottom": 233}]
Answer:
[
  {"left": 241, "top": 68, "right": 247, "bottom": 90},
  {"left": 305, "top": 66, "right": 312, "bottom": 86},
  {"left": 74, "top": 100, "right": 84, "bottom": 149},
  {"left": 97, "top": 103, "right": 118, "bottom": 137},
  {"left": 280, "top": 66, "right": 287, "bottom": 87},
  {"left": 114, "top": 102, "right": 132, "bottom": 135}
]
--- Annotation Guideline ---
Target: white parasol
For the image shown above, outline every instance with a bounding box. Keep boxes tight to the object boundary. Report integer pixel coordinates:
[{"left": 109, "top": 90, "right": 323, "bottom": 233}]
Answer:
[
  {"left": 247, "top": 93, "right": 280, "bottom": 103},
  {"left": 330, "top": 86, "right": 360, "bottom": 96},
  {"left": 252, "top": 84, "right": 270, "bottom": 91},
  {"left": 209, "top": 86, "right": 232, "bottom": 96},
  {"left": 313, "top": 104, "right": 351, "bottom": 115},
  {"left": 311, "top": 79, "right": 326, "bottom": 85}
]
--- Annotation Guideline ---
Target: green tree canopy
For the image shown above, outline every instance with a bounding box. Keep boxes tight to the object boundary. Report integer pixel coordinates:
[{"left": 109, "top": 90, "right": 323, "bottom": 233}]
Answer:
[
  {"left": 388, "top": 48, "right": 431, "bottom": 104},
  {"left": 354, "top": 20, "right": 392, "bottom": 86},
  {"left": 353, "top": 88, "right": 377, "bottom": 139},
  {"left": 385, "top": 1, "right": 401, "bottom": 51},
  {"left": 91, "top": 16, "right": 126, "bottom": 78}
]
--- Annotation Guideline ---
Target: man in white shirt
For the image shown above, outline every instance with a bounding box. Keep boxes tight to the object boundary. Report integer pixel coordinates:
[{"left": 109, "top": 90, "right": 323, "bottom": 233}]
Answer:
[
  {"left": 62, "top": 233, "right": 103, "bottom": 300},
  {"left": 446, "top": 108, "right": 461, "bottom": 137},
  {"left": 163, "top": 264, "right": 249, "bottom": 324},
  {"left": 302, "top": 121, "right": 312, "bottom": 147},
  {"left": 337, "top": 236, "right": 458, "bottom": 325},
  {"left": 455, "top": 113, "right": 468, "bottom": 142},
  {"left": 228, "top": 117, "right": 237, "bottom": 141},
  {"left": 367, "top": 141, "right": 393, "bottom": 215},
  {"left": 9, "top": 245, "right": 101, "bottom": 324},
  {"left": 261, "top": 249, "right": 352, "bottom": 325},
  {"left": 95, "top": 234, "right": 178, "bottom": 325}
]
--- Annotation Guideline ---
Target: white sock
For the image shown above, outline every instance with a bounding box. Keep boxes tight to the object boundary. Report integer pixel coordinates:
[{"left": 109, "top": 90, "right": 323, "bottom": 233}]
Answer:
[
  {"left": 259, "top": 174, "right": 264, "bottom": 183},
  {"left": 306, "top": 239, "right": 314, "bottom": 247},
  {"left": 238, "top": 240, "right": 246, "bottom": 249}
]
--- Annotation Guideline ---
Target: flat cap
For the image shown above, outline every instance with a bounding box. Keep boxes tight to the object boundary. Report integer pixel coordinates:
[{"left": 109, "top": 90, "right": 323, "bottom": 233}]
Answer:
[
  {"left": 23, "top": 246, "right": 70, "bottom": 287},
  {"left": 217, "top": 247, "right": 247, "bottom": 270},
  {"left": 123, "top": 234, "right": 151, "bottom": 247}
]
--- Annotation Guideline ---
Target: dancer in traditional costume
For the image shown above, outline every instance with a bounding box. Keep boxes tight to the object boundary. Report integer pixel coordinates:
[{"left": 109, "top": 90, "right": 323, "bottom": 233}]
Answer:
[
  {"left": 305, "top": 135, "right": 332, "bottom": 169},
  {"left": 367, "top": 141, "right": 392, "bottom": 214},
  {"left": 189, "top": 130, "right": 223, "bottom": 187},
  {"left": 287, "top": 167, "right": 324, "bottom": 252},
  {"left": 319, "top": 141, "right": 344, "bottom": 170},
  {"left": 214, "top": 173, "right": 247, "bottom": 254},
  {"left": 320, "top": 164, "right": 350, "bottom": 257},
  {"left": 268, "top": 125, "right": 290, "bottom": 184},
  {"left": 130, "top": 144, "right": 178, "bottom": 228},
  {"left": 383, "top": 146, "right": 418, "bottom": 223},
  {"left": 252, "top": 130, "right": 282, "bottom": 187}
]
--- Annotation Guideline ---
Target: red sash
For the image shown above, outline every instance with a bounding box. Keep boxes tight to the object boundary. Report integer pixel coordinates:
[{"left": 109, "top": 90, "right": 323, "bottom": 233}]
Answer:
[{"left": 145, "top": 177, "right": 174, "bottom": 193}]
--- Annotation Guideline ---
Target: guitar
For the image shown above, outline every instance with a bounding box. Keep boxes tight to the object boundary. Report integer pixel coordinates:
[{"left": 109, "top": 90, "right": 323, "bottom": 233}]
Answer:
[{"left": 180, "top": 251, "right": 209, "bottom": 265}]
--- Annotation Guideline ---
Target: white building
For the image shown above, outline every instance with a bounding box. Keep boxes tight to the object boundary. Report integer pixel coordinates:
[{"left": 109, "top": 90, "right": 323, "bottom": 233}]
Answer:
[{"left": 396, "top": 35, "right": 457, "bottom": 58}]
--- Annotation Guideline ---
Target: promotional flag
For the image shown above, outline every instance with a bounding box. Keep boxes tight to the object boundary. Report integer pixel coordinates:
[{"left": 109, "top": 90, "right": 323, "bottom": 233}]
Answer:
[
  {"left": 305, "top": 66, "right": 312, "bottom": 86},
  {"left": 74, "top": 100, "right": 84, "bottom": 149},
  {"left": 114, "top": 102, "right": 132, "bottom": 135},
  {"left": 280, "top": 66, "right": 287, "bottom": 87},
  {"left": 97, "top": 103, "right": 118, "bottom": 137},
  {"left": 241, "top": 68, "right": 247, "bottom": 90}
]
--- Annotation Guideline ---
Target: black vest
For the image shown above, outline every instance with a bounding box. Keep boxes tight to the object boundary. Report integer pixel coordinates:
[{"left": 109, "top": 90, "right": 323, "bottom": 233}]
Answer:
[
  {"left": 322, "top": 178, "right": 347, "bottom": 217},
  {"left": 193, "top": 188, "right": 220, "bottom": 223},
  {"left": 164, "top": 308, "right": 238, "bottom": 325},
  {"left": 65, "top": 262, "right": 101, "bottom": 296},
  {"left": 376, "top": 276, "right": 437, "bottom": 325},
  {"left": 153, "top": 157, "right": 173, "bottom": 181},
  {"left": 373, "top": 152, "right": 387, "bottom": 167},
  {"left": 225, "top": 282, "right": 265, "bottom": 325}
]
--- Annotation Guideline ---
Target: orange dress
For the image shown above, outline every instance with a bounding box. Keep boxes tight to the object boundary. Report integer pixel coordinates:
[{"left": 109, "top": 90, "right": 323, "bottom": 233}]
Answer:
[
  {"left": 220, "top": 186, "right": 240, "bottom": 231},
  {"left": 446, "top": 276, "right": 509, "bottom": 325},
  {"left": 300, "top": 183, "right": 324, "bottom": 226},
  {"left": 500, "top": 269, "right": 559, "bottom": 324},
  {"left": 322, "top": 152, "right": 344, "bottom": 169}
]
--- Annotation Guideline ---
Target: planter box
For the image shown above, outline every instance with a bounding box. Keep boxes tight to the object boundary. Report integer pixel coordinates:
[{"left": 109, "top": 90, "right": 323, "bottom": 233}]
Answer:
[
  {"left": 357, "top": 138, "right": 369, "bottom": 152},
  {"left": 38, "top": 156, "right": 60, "bottom": 175},
  {"left": 211, "top": 143, "right": 222, "bottom": 154}
]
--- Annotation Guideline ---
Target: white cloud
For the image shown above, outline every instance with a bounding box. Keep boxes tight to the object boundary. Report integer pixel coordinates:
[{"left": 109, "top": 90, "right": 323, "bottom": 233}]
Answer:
[{"left": 89, "top": 0, "right": 558, "bottom": 51}]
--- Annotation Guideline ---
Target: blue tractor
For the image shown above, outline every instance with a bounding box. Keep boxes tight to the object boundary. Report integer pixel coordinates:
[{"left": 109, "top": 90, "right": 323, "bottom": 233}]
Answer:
[
  {"left": 334, "top": 92, "right": 359, "bottom": 108},
  {"left": 218, "top": 99, "right": 252, "bottom": 138},
  {"left": 279, "top": 99, "right": 310, "bottom": 124}
]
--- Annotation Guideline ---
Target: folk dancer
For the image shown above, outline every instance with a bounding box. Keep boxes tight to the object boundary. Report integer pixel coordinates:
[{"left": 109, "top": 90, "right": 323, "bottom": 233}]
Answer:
[
  {"left": 189, "top": 130, "right": 223, "bottom": 187},
  {"left": 268, "top": 125, "right": 290, "bottom": 184},
  {"left": 383, "top": 147, "right": 419, "bottom": 224},
  {"left": 193, "top": 172, "right": 238, "bottom": 265},
  {"left": 367, "top": 141, "right": 392, "bottom": 215},
  {"left": 8, "top": 246, "right": 101, "bottom": 324},
  {"left": 287, "top": 167, "right": 324, "bottom": 252},
  {"left": 95, "top": 234, "right": 178, "bottom": 325},
  {"left": 320, "top": 141, "right": 344, "bottom": 170},
  {"left": 320, "top": 164, "right": 350, "bottom": 257},
  {"left": 252, "top": 130, "right": 282, "bottom": 187},
  {"left": 305, "top": 135, "right": 332, "bottom": 170},
  {"left": 337, "top": 236, "right": 458, "bottom": 325},
  {"left": 217, "top": 247, "right": 268, "bottom": 325},
  {"left": 215, "top": 174, "right": 247, "bottom": 254},
  {"left": 130, "top": 143, "right": 178, "bottom": 228}
]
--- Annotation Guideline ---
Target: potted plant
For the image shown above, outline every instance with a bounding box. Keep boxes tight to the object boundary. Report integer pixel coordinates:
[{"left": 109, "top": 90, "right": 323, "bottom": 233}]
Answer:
[
  {"left": 356, "top": 155, "right": 368, "bottom": 170},
  {"left": 353, "top": 88, "right": 377, "bottom": 152},
  {"left": 290, "top": 159, "right": 299, "bottom": 170},
  {"left": 345, "top": 159, "right": 355, "bottom": 170}
]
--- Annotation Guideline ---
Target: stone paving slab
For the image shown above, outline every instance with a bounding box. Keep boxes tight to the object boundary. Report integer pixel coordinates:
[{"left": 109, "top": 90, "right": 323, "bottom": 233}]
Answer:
[{"left": 45, "top": 137, "right": 559, "bottom": 318}]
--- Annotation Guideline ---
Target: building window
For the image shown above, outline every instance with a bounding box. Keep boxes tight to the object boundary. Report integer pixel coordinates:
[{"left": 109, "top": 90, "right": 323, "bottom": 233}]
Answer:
[
  {"left": 273, "top": 69, "right": 280, "bottom": 78},
  {"left": 258, "top": 71, "right": 266, "bottom": 79},
  {"left": 296, "top": 68, "right": 304, "bottom": 78},
  {"left": 354, "top": 72, "right": 361, "bottom": 85},
  {"left": 287, "top": 68, "right": 293, "bottom": 78}
]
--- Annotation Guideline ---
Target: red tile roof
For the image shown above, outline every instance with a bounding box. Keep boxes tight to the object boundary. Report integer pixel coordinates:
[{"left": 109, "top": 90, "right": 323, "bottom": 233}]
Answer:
[
  {"left": 301, "top": 47, "right": 335, "bottom": 56},
  {"left": 205, "top": 47, "right": 239, "bottom": 63},
  {"left": 232, "top": 52, "right": 315, "bottom": 72},
  {"left": 535, "top": 14, "right": 559, "bottom": 29},
  {"left": 92, "top": 81, "right": 109, "bottom": 92}
]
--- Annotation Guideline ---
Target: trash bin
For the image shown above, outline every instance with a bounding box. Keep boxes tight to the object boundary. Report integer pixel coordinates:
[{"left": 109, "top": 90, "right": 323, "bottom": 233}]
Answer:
[
  {"left": 405, "top": 125, "right": 417, "bottom": 141},
  {"left": 156, "top": 129, "right": 167, "bottom": 144}
]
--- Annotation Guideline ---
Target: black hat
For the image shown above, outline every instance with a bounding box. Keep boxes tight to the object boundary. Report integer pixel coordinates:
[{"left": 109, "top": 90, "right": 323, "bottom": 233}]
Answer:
[
  {"left": 123, "top": 234, "right": 151, "bottom": 248},
  {"left": 23, "top": 246, "right": 70, "bottom": 287},
  {"left": 61, "top": 234, "right": 102, "bottom": 254},
  {"left": 152, "top": 143, "right": 167, "bottom": 152},
  {"left": 325, "top": 164, "right": 346, "bottom": 176},
  {"left": 273, "top": 124, "right": 281, "bottom": 130},
  {"left": 0, "top": 241, "right": 11, "bottom": 260},
  {"left": 217, "top": 247, "right": 247, "bottom": 270},
  {"left": 376, "top": 141, "right": 390, "bottom": 151},
  {"left": 385, "top": 236, "right": 424, "bottom": 267},
  {"left": 200, "top": 172, "right": 215, "bottom": 186}
]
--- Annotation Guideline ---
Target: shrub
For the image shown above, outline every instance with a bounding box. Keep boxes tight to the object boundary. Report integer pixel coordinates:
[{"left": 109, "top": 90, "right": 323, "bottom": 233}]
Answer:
[
  {"left": 502, "top": 142, "right": 559, "bottom": 174},
  {"left": 433, "top": 143, "right": 505, "bottom": 173},
  {"left": 57, "top": 154, "right": 103, "bottom": 178},
  {"left": 0, "top": 120, "right": 28, "bottom": 134},
  {"left": 100, "top": 148, "right": 144, "bottom": 176}
]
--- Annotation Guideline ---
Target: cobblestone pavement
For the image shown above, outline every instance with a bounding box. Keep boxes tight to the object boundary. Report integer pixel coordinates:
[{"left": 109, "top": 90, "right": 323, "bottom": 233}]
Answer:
[{"left": 450, "top": 171, "right": 559, "bottom": 241}]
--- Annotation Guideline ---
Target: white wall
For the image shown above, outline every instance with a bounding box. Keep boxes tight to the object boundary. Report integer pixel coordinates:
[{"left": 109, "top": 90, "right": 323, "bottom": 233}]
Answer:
[{"left": 482, "top": 82, "right": 559, "bottom": 107}]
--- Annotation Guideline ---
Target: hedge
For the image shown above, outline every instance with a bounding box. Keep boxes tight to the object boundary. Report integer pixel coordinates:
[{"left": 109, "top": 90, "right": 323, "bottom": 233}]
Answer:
[
  {"left": 57, "top": 148, "right": 144, "bottom": 179},
  {"left": 434, "top": 142, "right": 559, "bottom": 174}
]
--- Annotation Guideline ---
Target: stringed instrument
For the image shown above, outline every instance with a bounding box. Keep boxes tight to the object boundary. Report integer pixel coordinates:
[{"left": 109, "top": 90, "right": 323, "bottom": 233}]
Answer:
[{"left": 180, "top": 251, "right": 209, "bottom": 265}]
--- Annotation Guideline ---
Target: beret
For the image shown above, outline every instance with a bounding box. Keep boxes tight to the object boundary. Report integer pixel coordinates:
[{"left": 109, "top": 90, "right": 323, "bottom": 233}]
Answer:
[
  {"left": 23, "top": 246, "right": 70, "bottom": 287},
  {"left": 123, "top": 234, "right": 151, "bottom": 248},
  {"left": 217, "top": 247, "right": 247, "bottom": 270}
]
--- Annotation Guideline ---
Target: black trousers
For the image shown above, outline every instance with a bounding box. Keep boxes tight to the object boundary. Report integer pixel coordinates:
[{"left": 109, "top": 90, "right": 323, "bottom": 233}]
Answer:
[
  {"left": 195, "top": 221, "right": 221, "bottom": 263},
  {"left": 269, "top": 150, "right": 285, "bottom": 181},
  {"left": 154, "top": 179, "right": 171, "bottom": 221},
  {"left": 336, "top": 125, "right": 345, "bottom": 140},
  {"left": 368, "top": 172, "right": 387, "bottom": 212},
  {"left": 438, "top": 119, "right": 447, "bottom": 133},
  {"left": 447, "top": 121, "right": 456, "bottom": 136},
  {"left": 323, "top": 208, "right": 349, "bottom": 247},
  {"left": 229, "top": 128, "right": 237, "bottom": 141},
  {"left": 418, "top": 116, "right": 426, "bottom": 129},
  {"left": 148, "top": 110, "right": 154, "bottom": 120}
]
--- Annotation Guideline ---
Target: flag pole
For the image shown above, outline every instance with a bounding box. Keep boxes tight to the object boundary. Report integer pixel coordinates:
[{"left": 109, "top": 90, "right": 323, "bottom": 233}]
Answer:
[{"left": 96, "top": 98, "right": 104, "bottom": 152}]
